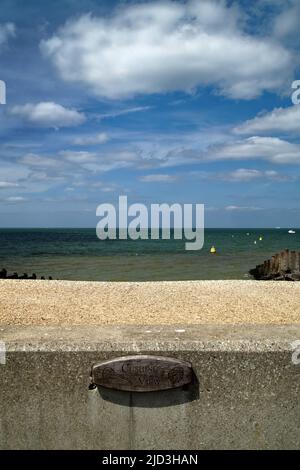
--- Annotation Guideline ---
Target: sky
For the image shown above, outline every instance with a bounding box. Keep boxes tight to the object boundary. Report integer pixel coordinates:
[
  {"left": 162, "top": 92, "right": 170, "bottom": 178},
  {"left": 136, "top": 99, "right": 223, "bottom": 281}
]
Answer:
[{"left": 0, "top": 0, "right": 300, "bottom": 228}]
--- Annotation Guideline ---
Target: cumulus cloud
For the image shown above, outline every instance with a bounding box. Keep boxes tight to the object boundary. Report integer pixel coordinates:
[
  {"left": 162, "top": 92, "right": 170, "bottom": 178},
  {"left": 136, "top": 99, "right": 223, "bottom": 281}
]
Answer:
[
  {"left": 10, "top": 102, "right": 85, "bottom": 128},
  {"left": 206, "top": 136, "right": 300, "bottom": 164},
  {"left": 234, "top": 106, "right": 300, "bottom": 135},
  {"left": 0, "top": 23, "right": 15, "bottom": 48},
  {"left": 143, "top": 134, "right": 300, "bottom": 167},
  {"left": 73, "top": 132, "right": 109, "bottom": 145},
  {"left": 40, "top": 1, "right": 293, "bottom": 99},
  {"left": 273, "top": 2, "right": 300, "bottom": 39},
  {"left": 139, "top": 174, "right": 178, "bottom": 182}
]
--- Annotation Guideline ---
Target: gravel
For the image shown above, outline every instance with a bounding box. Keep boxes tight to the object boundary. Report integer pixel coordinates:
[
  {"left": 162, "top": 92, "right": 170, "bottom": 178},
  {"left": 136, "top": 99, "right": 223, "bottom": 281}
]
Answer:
[{"left": 0, "top": 279, "right": 299, "bottom": 325}]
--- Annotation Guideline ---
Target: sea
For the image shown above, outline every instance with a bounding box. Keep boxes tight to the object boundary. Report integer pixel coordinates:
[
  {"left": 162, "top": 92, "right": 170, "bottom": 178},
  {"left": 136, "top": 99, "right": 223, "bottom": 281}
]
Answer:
[{"left": 0, "top": 228, "right": 299, "bottom": 281}]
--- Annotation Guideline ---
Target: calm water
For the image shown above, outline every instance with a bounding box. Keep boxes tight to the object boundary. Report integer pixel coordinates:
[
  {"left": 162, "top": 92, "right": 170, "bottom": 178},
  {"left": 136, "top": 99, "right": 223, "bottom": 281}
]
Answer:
[{"left": 0, "top": 228, "right": 299, "bottom": 281}]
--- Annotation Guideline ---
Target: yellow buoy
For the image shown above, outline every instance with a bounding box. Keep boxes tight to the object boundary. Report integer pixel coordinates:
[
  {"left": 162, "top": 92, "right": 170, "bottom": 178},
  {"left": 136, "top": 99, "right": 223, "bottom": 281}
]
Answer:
[{"left": 210, "top": 246, "right": 217, "bottom": 254}]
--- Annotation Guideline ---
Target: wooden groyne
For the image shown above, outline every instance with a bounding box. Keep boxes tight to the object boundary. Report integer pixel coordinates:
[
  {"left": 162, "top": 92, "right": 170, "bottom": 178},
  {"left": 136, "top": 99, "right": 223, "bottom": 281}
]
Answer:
[
  {"left": 250, "top": 249, "right": 300, "bottom": 281},
  {"left": 0, "top": 268, "right": 52, "bottom": 280}
]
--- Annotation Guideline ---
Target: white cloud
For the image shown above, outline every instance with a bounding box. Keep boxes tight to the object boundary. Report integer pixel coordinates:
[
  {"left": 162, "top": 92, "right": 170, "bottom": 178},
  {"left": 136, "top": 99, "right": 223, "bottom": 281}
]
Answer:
[
  {"left": 206, "top": 136, "right": 300, "bottom": 164},
  {"left": 98, "top": 186, "right": 115, "bottom": 192},
  {"left": 0, "top": 161, "right": 30, "bottom": 181},
  {"left": 40, "top": 1, "right": 293, "bottom": 99},
  {"left": 28, "top": 171, "right": 66, "bottom": 183},
  {"left": 81, "top": 151, "right": 142, "bottom": 172},
  {"left": 234, "top": 106, "right": 300, "bottom": 135},
  {"left": 92, "top": 182, "right": 119, "bottom": 192},
  {"left": 0, "top": 23, "right": 15, "bottom": 48},
  {"left": 139, "top": 174, "right": 178, "bottom": 182},
  {"left": 73, "top": 132, "right": 109, "bottom": 145},
  {"left": 10, "top": 102, "right": 85, "bottom": 128},
  {"left": 217, "top": 168, "right": 265, "bottom": 182},
  {"left": 3, "top": 196, "right": 26, "bottom": 203},
  {"left": 138, "top": 133, "right": 300, "bottom": 167},
  {"left": 95, "top": 107, "right": 152, "bottom": 120},
  {"left": 273, "top": 2, "right": 300, "bottom": 38},
  {"left": 20, "top": 153, "right": 60, "bottom": 168},
  {"left": 19, "top": 149, "right": 145, "bottom": 174},
  {"left": 0, "top": 181, "right": 19, "bottom": 189},
  {"left": 225, "top": 205, "right": 262, "bottom": 211},
  {"left": 203, "top": 168, "right": 290, "bottom": 182},
  {"left": 60, "top": 150, "right": 96, "bottom": 164},
  {"left": 18, "top": 133, "right": 300, "bottom": 182}
]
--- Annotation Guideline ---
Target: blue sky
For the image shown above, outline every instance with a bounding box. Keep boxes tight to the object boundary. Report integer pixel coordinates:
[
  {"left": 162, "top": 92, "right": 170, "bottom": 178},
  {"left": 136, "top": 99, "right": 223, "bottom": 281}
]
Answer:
[{"left": 0, "top": 0, "right": 300, "bottom": 227}]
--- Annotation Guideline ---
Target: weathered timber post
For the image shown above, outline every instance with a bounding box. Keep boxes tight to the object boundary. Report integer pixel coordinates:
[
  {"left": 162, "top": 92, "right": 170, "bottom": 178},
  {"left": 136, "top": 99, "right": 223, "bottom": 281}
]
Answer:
[{"left": 250, "top": 250, "right": 300, "bottom": 280}]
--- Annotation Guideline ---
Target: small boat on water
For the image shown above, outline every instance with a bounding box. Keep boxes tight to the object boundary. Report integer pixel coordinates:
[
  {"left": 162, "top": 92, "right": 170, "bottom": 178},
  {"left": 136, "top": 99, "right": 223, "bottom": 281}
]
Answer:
[{"left": 288, "top": 230, "right": 296, "bottom": 234}]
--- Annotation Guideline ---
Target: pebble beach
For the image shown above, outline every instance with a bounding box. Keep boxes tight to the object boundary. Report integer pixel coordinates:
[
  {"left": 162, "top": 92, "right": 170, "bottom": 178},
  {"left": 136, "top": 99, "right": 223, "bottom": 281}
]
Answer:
[{"left": 0, "top": 279, "right": 299, "bottom": 325}]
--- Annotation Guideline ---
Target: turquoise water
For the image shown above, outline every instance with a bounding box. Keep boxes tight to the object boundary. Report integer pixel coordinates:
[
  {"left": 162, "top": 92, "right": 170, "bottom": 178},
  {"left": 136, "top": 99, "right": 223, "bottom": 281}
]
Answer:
[{"left": 0, "top": 228, "right": 299, "bottom": 281}]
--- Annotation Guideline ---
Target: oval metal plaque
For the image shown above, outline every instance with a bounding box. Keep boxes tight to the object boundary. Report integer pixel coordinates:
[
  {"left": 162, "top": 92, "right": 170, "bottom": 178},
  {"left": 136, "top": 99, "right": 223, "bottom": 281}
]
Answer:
[{"left": 91, "top": 355, "right": 192, "bottom": 392}]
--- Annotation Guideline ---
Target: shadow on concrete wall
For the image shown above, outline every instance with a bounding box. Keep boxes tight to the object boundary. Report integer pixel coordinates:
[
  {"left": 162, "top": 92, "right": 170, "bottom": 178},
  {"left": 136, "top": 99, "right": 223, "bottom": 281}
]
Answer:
[{"left": 95, "top": 371, "right": 199, "bottom": 408}]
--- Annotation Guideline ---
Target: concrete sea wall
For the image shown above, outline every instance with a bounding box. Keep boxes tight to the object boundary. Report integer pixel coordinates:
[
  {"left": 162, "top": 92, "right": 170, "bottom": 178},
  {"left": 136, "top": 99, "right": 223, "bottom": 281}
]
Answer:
[{"left": 0, "top": 325, "right": 299, "bottom": 450}]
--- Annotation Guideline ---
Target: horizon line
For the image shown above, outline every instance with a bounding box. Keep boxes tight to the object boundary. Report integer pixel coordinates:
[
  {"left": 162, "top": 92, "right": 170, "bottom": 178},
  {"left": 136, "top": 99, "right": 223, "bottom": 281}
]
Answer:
[{"left": 0, "top": 227, "right": 298, "bottom": 230}]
